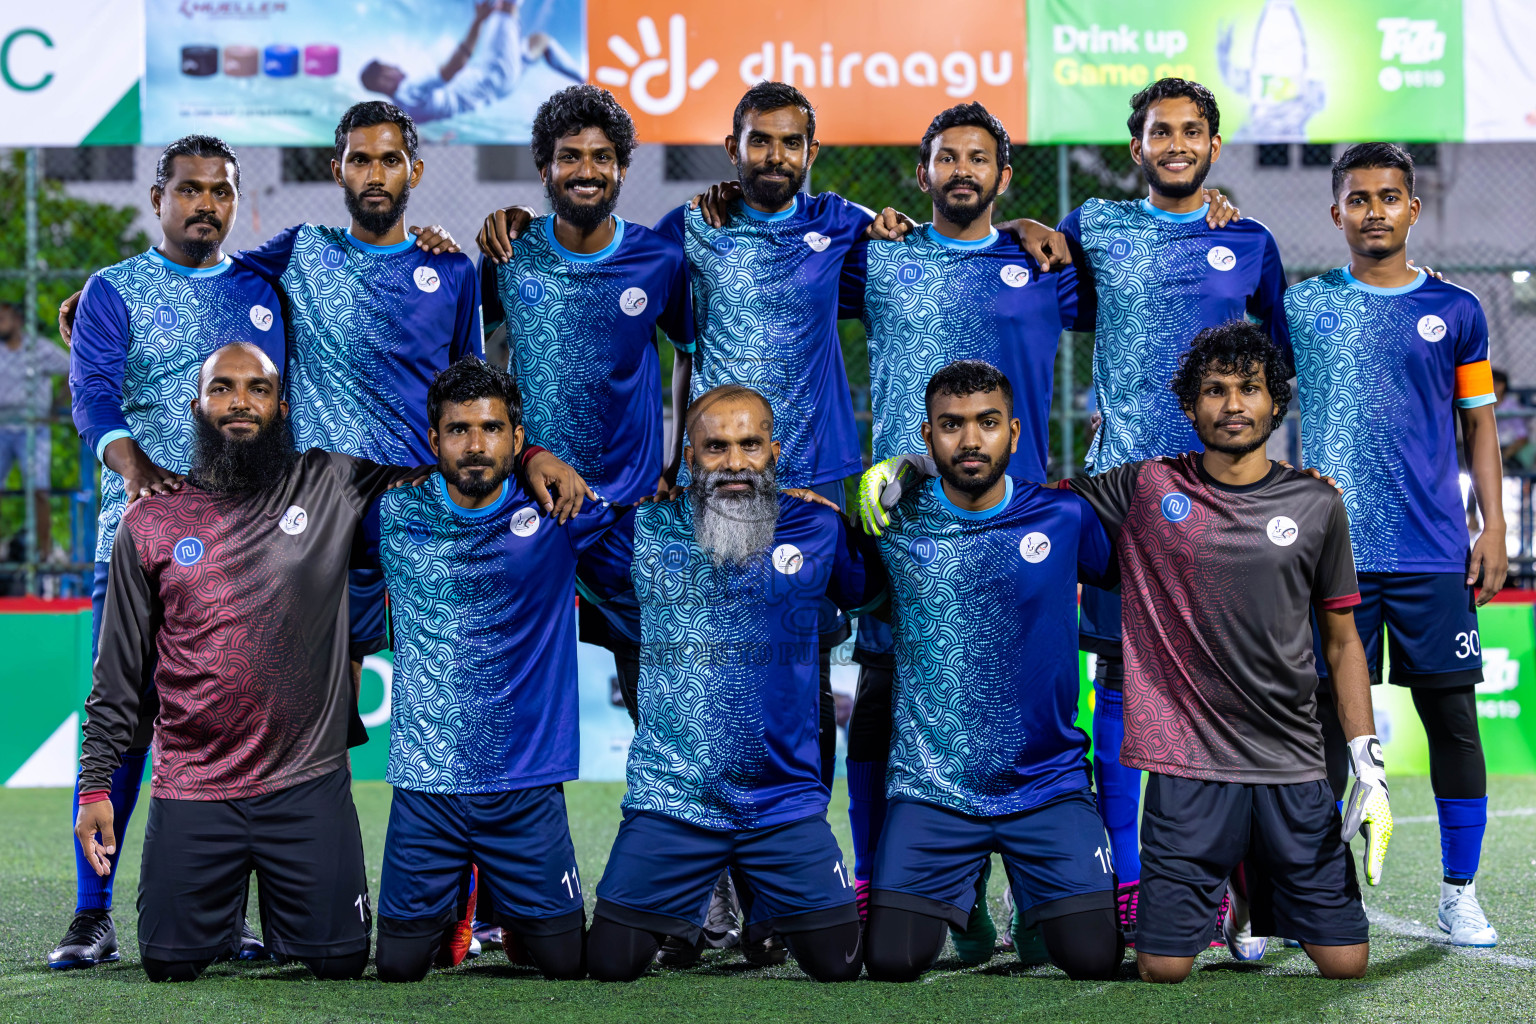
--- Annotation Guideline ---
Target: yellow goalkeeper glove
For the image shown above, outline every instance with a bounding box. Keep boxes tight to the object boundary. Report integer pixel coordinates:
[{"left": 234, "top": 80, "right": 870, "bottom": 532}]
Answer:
[
  {"left": 855, "top": 454, "right": 933, "bottom": 536},
  {"left": 1342, "top": 734, "right": 1393, "bottom": 886}
]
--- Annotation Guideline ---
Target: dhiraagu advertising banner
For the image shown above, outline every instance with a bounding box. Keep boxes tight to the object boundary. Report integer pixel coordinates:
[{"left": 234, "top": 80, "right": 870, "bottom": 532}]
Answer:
[{"left": 1027, "top": 0, "right": 1464, "bottom": 144}]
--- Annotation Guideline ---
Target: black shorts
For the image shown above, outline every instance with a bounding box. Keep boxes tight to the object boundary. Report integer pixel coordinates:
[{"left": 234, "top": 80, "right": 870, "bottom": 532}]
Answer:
[
  {"left": 1137, "top": 773, "right": 1369, "bottom": 957},
  {"left": 136, "top": 767, "right": 371, "bottom": 962}
]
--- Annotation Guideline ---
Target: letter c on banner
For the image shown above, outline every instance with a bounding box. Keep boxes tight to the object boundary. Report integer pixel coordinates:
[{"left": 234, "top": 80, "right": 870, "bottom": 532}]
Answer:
[
  {"left": 2, "top": 28, "right": 54, "bottom": 92},
  {"left": 359, "top": 653, "right": 393, "bottom": 729}
]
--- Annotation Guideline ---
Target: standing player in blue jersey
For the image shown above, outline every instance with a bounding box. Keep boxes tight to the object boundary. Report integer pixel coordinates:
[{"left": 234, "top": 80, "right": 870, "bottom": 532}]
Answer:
[
  {"left": 55, "top": 135, "right": 286, "bottom": 970},
  {"left": 477, "top": 85, "right": 693, "bottom": 723},
  {"left": 1282, "top": 143, "right": 1506, "bottom": 947},
  {"left": 837, "top": 102, "right": 1090, "bottom": 954},
  {"left": 580, "top": 386, "right": 883, "bottom": 983},
  {"left": 360, "top": 359, "right": 624, "bottom": 982},
  {"left": 861, "top": 361, "right": 1121, "bottom": 983}
]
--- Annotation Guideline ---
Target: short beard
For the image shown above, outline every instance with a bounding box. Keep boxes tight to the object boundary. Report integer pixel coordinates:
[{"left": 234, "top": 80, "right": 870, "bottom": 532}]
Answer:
[
  {"left": 689, "top": 464, "right": 780, "bottom": 567},
  {"left": 178, "top": 233, "right": 221, "bottom": 265},
  {"left": 189, "top": 410, "right": 299, "bottom": 494},
  {"left": 937, "top": 449, "right": 1008, "bottom": 497},
  {"left": 1201, "top": 421, "right": 1275, "bottom": 458},
  {"left": 1140, "top": 150, "right": 1213, "bottom": 201},
  {"left": 930, "top": 178, "right": 999, "bottom": 230},
  {"left": 344, "top": 181, "right": 411, "bottom": 237},
  {"left": 546, "top": 176, "right": 620, "bottom": 232},
  {"left": 441, "top": 453, "right": 514, "bottom": 500},
  {"left": 739, "top": 163, "right": 804, "bottom": 210}
]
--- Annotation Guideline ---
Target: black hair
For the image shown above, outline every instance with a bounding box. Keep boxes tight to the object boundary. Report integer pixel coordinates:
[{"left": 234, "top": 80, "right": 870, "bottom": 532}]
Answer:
[
  {"left": 925, "top": 359, "right": 1014, "bottom": 419},
  {"left": 1127, "top": 77, "right": 1220, "bottom": 139},
  {"left": 1331, "top": 142, "right": 1415, "bottom": 201},
  {"left": 1171, "top": 319, "right": 1292, "bottom": 427},
  {"left": 531, "top": 85, "right": 637, "bottom": 171},
  {"left": 919, "top": 101, "right": 1011, "bottom": 168},
  {"left": 334, "top": 101, "right": 420, "bottom": 164},
  {"left": 732, "top": 81, "right": 816, "bottom": 142},
  {"left": 155, "top": 134, "right": 241, "bottom": 192},
  {"left": 1493, "top": 368, "right": 1510, "bottom": 389},
  {"left": 428, "top": 357, "right": 522, "bottom": 433}
]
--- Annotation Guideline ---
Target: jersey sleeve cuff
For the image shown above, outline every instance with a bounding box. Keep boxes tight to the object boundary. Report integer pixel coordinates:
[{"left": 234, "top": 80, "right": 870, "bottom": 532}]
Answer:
[
  {"left": 1455, "top": 393, "right": 1497, "bottom": 409},
  {"left": 78, "top": 789, "right": 111, "bottom": 805},
  {"left": 94, "top": 429, "right": 133, "bottom": 463},
  {"left": 519, "top": 444, "right": 547, "bottom": 467},
  {"left": 1320, "top": 592, "right": 1362, "bottom": 611}
]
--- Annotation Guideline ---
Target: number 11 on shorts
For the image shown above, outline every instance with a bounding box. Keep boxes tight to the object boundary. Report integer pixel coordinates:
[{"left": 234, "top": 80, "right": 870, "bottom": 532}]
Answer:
[
  {"left": 833, "top": 860, "right": 849, "bottom": 889},
  {"left": 561, "top": 864, "right": 581, "bottom": 899}
]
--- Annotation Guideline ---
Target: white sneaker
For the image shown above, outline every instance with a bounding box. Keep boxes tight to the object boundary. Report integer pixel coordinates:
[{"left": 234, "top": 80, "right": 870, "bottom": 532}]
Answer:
[
  {"left": 1438, "top": 880, "right": 1498, "bottom": 947},
  {"left": 1221, "top": 882, "right": 1268, "bottom": 961},
  {"left": 999, "top": 885, "right": 1015, "bottom": 949}
]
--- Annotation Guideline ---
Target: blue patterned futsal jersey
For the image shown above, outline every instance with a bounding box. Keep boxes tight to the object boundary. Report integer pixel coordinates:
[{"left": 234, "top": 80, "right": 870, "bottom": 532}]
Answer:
[
  {"left": 1282, "top": 268, "right": 1496, "bottom": 573},
  {"left": 582, "top": 495, "right": 883, "bottom": 830},
  {"left": 880, "top": 477, "right": 1112, "bottom": 816},
  {"left": 841, "top": 225, "right": 1089, "bottom": 482},
  {"left": 70, "top": 250, "right": 286, "bottom": 561},
  {"left": 237, "top": 226, "right": 481, "bottom": 464},
  {"left": 1059, "top": 199, "right": 1287, "bottom": 474},
  {"left": 655, "top": 193, "right": 874, "bottom": 488},
  {"left": 359, "top": 474, "right": 625, "bottom": 794},
  {"left": 481, "top": 216, "right": 694, "bottom": 504}
]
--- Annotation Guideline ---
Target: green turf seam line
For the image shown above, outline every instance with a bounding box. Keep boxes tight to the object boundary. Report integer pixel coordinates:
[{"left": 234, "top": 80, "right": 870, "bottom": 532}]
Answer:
[{"left": 1365, "top": 907, "right": 1536, "bottom": 969}]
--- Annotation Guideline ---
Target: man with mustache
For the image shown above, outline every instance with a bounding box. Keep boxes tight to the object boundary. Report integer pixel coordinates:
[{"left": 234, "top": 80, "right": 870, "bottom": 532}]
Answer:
[
  {"left": 580, "top": 385, "right": 883, "bottom": 983},
  {"left": 73, "top": 342, "right": 418, "bottom": 982},
  {"left": 56, "top": 134, "right": 286, "bottom": 970},
  {"left": 358, "top": 358, "right": 626, "bottom": 982},
  {"left": 859, "top": 360, "right": 1120, "bottom": 983},
  {"left": 1282, "top": 144, "right": 1504, "bottom": 947}
]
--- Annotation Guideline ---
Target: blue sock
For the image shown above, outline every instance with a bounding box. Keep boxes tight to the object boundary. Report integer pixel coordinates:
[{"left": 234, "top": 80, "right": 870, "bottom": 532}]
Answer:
[
  {"left": 846, "top": 760, "right": 887, "bottom": 881},
  {"left": 1436, "top": 796, "right": 1488, "bottom": 884},
  {"left": 1092, "top": 684, "right": 1142, "bottom": 884},
  {"left": 74, "top": 750, "right": 147, "bottom": 913}
]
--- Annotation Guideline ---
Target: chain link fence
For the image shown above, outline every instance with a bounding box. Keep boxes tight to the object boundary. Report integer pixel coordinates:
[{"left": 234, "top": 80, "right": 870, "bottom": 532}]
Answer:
[{"left": 5, "top": 140, "right": 1536, "bottom": 593}]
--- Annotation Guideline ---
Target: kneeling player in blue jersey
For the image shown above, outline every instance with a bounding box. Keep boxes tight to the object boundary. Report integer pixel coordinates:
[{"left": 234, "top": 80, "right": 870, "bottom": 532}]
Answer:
[
  {"left": 581, "top": 386, "right": 883, "bottom": 982},
  {"left": 359, "top": 359, "right": 619, "bottom": 981},
  {"left": 860, "top": 361, "right": 1121, "bottom": 982}
]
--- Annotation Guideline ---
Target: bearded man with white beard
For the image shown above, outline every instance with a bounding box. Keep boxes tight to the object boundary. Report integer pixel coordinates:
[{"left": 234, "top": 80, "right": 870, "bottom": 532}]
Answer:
[{"left": 575, "top": 384, "right": 885, "bottom": 983}]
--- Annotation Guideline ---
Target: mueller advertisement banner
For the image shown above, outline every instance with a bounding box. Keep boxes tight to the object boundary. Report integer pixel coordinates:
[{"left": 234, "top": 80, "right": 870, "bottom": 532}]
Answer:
[
  {"left": 141, "top": 0, "right": 587, "bottom": 145},
  {"left": 1027, "top": 0, "right": 1466, "bottom": 144},
  {"left": 586, "top": 1, "right": 1027, "bottom": 145}
]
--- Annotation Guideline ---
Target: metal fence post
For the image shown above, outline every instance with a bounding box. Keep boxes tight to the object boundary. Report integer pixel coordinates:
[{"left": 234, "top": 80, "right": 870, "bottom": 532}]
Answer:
[
  {"left": 23, "top": 148, "right": 40, "bottom": 596},
  {"left": 1056, "top": 145, "right": 1074, "bottom": 477}
]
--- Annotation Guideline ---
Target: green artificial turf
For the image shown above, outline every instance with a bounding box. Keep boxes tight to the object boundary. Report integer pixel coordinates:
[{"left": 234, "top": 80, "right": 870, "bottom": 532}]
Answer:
[{"left": 1, "top": 777, "right": 1534, "bottom": 1024}]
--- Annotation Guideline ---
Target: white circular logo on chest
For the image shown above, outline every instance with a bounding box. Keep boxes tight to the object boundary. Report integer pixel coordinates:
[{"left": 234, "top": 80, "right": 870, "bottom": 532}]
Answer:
[
  {"left": 1266, "top": 515, "right": 1298, "bottom": 547},
  {"left": 999, "top": 264, "right": 1030, "bottom": 288},
  {"left": 772, "top": 543, "right": 804, "bottom": 574},
  {"left": 413, "top": 266, "right": 442, "bottom": 293},
  {"left": 619, "top": 286, "right": 649, "bottom": 316},
  {"left": 278, "top": 505, "right": 308, "bottom": 535},
  {"left": 249, "top": 304, "right": 273, "bottom": 331},
  {"left": 1417, "top": 314, "right": 1448, "bottom": 342},
  {"left": 510, "top": 506, "right": 541, "bottom": 537},
  {"left": 803, "top": 231, "right": 831, "bottom": 253},
  {"left": 1019, "top": 531, "right": 1052, "bottom": 563},
  {"left": 1207, "top": 245, "right": 1237, "bottom": 271}
]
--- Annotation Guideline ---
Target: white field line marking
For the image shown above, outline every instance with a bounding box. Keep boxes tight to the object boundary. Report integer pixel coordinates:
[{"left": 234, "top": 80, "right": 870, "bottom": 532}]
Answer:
[
  {"left": 1367, "top": 907, "right": 1536, "bottom": 969},
  {"left": 1394, "top": 807, "right": 1536, "bottom": 825}
]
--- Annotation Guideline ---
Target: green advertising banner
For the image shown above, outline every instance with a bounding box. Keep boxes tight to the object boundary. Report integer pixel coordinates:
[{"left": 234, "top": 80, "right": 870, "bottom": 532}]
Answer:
[{"left": 1027, "top": 0, "right": 1464, "bottom": 144}]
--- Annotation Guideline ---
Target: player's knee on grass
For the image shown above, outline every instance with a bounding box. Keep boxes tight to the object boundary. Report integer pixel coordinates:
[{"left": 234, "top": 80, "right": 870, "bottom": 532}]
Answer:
[
  {"left": 865, "top": 907, "right": 948, "bottom": 982},
  {"left": 303, "top": 950, "right": 369, "bottom": 980},
  {"left": 1136, "top": 952, "right": 1193, "bottom": 984},
  {"left": 375, "top": 916, "right": 442, "bottom": 982},
  {"left": 782, "top": 920, "right": 864, "bottom": 982},
  {"left": 142, "top": 956, "right": 214, "bottom": 982},
  {"left": 1304, "top": 941, "right": 1368, "bottom": 979},
  {"left": 1040, "top": 908, "right": 1121, "bottom": 980},
  {"left": 515, "top": 924, "right": 586, "bottom": 980},
  {"left": 585, "top": 918, "right": 660, "bottom": 982}
]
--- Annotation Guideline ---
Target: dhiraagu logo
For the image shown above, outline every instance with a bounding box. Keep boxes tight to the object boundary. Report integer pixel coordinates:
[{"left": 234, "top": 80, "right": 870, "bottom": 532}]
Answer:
[
  {"left": 1160, "top": 492, "right": 1191, "bottom": 523},
  {"left": 595, "top": 15, "right": 721, "bottom": 116}
]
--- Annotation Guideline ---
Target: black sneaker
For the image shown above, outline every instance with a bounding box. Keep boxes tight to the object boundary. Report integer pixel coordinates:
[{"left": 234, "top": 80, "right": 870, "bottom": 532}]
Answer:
[
  {"left": 654, "top": 935, "right": 703, "bottom": 969},
  {"left": 741, "top": 934, "right": 788, "bottom": 967},
  {"left": 48, "top": 909, "right": 119, "bottom": 969},
  {"left": 237, "top": 918, "right": 268, "bottom": 961},
  {"left": 701, "top": 870, "right": 741, "bottom": 949}
]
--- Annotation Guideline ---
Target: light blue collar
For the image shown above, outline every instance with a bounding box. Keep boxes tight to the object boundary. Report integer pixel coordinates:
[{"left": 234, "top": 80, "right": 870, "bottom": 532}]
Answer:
[
  {"left": 345, "top": 230, "right": 418, "bottom": 254},
  {"left": 1340, "top": 265, "right": 1427, "bottom": 296},
  {"left": 545, "top": 215, "right": 626, "bottom": 263},
  {"left": 925, "top": 224, "right": 999, "bottom": 250},
  {"left": 739, "top": 193, "right": 803, "bottom": 223},
  {"left": 929, "top": 475, "right": 1014, "bottom": 521},
  {"left": 148, "top": 248, "right": 232, "bottom": 278},
  {"left": 437, "top": 474, "right": 512, "bottom": 519},
  {"left": 1140, "top": 198, "right": 1210, "bottom": 224}
]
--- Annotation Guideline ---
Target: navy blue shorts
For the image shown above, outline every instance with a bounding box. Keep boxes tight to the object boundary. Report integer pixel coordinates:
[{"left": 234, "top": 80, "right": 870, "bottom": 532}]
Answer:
[
  {"left": 576, "top": 576, "right": 642, "bottom": 648},
  {"left": 348, "top": 566, "right": 389, "bottom": 658},
  {"left": 1137, "top": 773, "right": 1369, "bottom": 956},
  {"left": 852, "top": 613, "right": 895, "bottom": 665},
  {"left": 593, "top": 809, "right": 858, "bottom": 943},
  {"left": 1079, "top": 583, "right": 1122, "bottom": 656},
  {"left": 1315, "top": 572, "right": 1482, "bottom": 689},
  {"left": 378, "top": 785, "right": 584, "bottom": 935},
  {"left": 869, "top": 790, "right": 1116, "bottom": 930}
]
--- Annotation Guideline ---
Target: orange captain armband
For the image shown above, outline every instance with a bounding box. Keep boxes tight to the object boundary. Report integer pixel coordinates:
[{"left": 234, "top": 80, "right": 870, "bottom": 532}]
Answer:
[{"left": 1455, "top": 360, "right": 1496, "bottom": 408}]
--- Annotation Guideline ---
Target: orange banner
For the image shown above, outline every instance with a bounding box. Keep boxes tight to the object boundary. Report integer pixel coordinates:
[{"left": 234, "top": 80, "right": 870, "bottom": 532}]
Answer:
[{"left": 588, "top": 2, "right": 1027, "bottom": 145}]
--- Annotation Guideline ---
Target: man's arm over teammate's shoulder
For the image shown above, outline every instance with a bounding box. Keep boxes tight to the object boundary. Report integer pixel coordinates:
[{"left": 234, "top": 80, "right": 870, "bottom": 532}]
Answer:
[
  {"left": 323, "top": 450, "right": 422, "bottom": 514},
  {"left": 574, "top": 506, "right": 637, "bottom": 601},
  {"left": 837, "top": 236, "right": 872, "bottom": 321},
  {"left": 1067, "top": 488, "right": 1116, "bottom": 590},
  {"left": 1059, "top": 462, "right": 1142, "bottom": 543},
  {"left": 653, "top": 204, "right": 688, "bottom": 246},
  {"left": 233, "top": 224, "right": 304, "bottom": 285},
  {"left": 1248, "top": 227, "right": 1290, "bottom": 354},
  {"left": 826, "top": 504, "right": 888, "bottom": 612},
  {"left": 657, "top": 242, "right": 696, "bottom": 353},
  {"left": 479, "top": 253, "right": 506, "bottom": 336}
]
